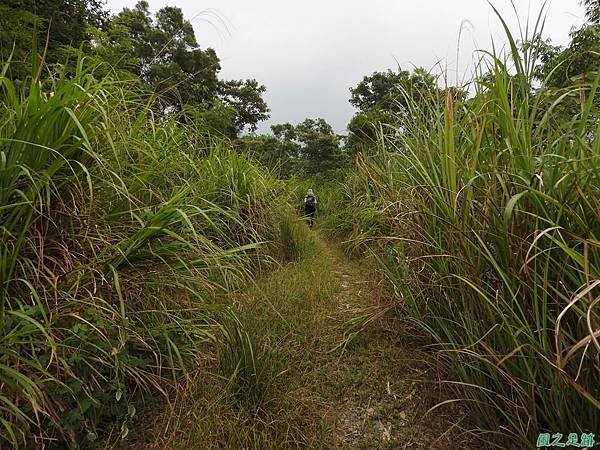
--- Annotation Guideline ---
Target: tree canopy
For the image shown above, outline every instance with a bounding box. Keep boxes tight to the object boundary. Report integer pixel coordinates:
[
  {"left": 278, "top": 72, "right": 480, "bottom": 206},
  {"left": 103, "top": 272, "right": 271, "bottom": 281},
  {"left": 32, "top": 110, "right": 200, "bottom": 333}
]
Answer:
[
  {"left": 346, "top": 67, "right": 447, "bottom": 151},
  {"left": 88, "top": 1, "right": 269, "bottom": 134},
  {"left": 583, "top": 0, "right": 600, "bottom": 24},
  {"left": 0, "top": 0, "right": 108, "bottom": 79},
  {"left": 0, "top": 0, "right": 269, "bottom": 136},
  {"left": 218, "top": 79, "right": 270, "bottom": 134},
  {"left": 533, "top": 24, "right": 600, "bottom": 88},
  {"left": 349, "top": 67, "right": 437, "bottom": 114}
]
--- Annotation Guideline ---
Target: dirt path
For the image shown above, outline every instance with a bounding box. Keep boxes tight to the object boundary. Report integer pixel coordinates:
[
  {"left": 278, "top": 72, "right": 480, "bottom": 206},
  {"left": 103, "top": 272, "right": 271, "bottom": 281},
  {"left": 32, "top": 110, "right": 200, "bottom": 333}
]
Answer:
[
  {"left": 314, "top": 238, "right": 463, "bottom": 449},
  {"left": 135, "top": 231, "right": 467, "bottom": 449}
]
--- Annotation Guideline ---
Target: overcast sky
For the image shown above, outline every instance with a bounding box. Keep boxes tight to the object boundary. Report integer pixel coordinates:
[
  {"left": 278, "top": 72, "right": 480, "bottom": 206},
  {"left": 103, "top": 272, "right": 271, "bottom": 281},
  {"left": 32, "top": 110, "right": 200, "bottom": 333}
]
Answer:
[{"left": 105, "top": 0, "right": 586, "bottom": 134}]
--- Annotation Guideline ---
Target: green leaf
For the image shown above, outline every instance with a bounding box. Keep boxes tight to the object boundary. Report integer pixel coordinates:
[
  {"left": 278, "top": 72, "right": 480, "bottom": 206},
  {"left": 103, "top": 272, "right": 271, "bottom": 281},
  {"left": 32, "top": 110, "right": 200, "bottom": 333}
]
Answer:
[{"left": 504, "top": 191, "right": 527, "bottom": 224}]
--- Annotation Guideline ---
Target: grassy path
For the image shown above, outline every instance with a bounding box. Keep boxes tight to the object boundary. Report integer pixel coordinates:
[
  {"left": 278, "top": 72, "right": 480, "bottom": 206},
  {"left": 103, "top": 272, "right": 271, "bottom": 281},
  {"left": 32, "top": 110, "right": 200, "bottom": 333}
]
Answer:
[{"left": 136, "top": 230, "right": 463, "bottom": 449}]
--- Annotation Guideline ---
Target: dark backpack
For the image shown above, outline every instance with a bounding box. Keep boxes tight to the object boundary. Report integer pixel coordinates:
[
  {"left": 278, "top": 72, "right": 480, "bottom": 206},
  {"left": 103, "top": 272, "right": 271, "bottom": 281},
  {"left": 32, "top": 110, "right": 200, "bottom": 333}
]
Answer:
[{"left": 305, "top": 194, "right": 316, "bottom": 207}]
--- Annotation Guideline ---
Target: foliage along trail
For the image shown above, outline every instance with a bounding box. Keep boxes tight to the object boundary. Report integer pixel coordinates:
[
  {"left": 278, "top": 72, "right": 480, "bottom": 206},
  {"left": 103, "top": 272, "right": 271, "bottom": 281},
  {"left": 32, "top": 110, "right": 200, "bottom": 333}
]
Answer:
[
  {"left": 136, "top": 230, "right": 463, "bottom": 449},
  {"left": 2, "top": 1, "right": 599, "bottom": 447}
]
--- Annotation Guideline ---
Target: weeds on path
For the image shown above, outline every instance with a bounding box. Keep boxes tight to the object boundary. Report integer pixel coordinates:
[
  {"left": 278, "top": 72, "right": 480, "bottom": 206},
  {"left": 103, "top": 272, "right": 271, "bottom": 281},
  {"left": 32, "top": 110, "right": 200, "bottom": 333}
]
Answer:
[{"left": 138, "top": 232, "right": 465, "bottom": 449}]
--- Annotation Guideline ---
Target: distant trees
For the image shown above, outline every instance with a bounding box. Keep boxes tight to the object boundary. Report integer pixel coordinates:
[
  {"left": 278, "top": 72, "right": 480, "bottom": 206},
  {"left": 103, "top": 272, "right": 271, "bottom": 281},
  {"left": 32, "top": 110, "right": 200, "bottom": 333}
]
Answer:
[
  {"left": 530, "top": 21, "right": 599, "bottom": 89},
  {"left": 349, "top": 67, "right": 437, "bottom": 114},
  {"left": 346, "top": 108, "right": 393, "bottom": 150},
  {"left": 527, "top": 0, "right": 600, "bottom": 88},
  {"left": 89, "top": 1, "right": 269, "bottom": 135},
  {"left": 96, "top": 1, "right": 221, "bottom": 109},
  {"left": 525, "top": 17, "right": 600, "bottom": 125},
  {"left": 240, "top": 118, "right": 348, "bottom": 178},
  {"left": 346, "top": 67, "right": 453, "bottom": 152},
  {"left": 218, "top": 79, "right": 270, "bottom": 134},
  {"left": 293, "top": 118, "right": 347, "bottom": 174}
]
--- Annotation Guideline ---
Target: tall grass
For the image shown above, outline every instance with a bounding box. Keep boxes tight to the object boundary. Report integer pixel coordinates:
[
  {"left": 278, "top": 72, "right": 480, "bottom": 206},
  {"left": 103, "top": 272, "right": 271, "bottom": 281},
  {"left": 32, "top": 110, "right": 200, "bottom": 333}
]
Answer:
[
  {"left": 331, "top": 10, "right": 599, "bottom": 448},
  {"left": 277, "top": 212, "right": 313, "bottom": 263},
  {"left": 0, "top": 58, "right": 285, "bottom": 447}
]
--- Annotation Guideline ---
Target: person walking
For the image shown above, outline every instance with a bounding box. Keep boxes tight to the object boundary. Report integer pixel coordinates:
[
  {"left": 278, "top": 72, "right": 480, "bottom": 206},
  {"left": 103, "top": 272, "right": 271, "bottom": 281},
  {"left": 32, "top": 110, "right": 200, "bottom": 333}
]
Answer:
[{"left": 304, "top": 189, "right": 317, "bottom": 228}]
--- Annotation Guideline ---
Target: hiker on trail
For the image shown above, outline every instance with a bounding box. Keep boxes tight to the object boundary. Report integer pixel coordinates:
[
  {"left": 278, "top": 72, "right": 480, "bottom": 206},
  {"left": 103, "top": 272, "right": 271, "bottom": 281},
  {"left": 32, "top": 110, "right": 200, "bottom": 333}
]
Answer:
[{"left": 304, "top": 189, "right": 317, "bottom": 228}]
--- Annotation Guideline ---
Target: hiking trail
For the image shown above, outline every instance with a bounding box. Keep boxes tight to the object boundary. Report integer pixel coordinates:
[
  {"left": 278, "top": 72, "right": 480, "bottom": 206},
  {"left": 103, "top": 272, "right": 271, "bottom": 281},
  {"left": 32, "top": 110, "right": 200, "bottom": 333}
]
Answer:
[{"left": 136, "top": 230, "right": 466, "bottom": 449}]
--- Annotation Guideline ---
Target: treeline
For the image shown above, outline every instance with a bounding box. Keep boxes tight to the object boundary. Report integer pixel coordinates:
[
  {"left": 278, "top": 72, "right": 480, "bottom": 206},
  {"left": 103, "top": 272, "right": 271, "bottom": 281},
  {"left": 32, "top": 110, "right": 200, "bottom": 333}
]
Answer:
[
  {"left": 0, "top": 2, "right": 463, "bottom": 182},
  {"left": 243, "top": 4, "right": 600, "bottom": 180}
]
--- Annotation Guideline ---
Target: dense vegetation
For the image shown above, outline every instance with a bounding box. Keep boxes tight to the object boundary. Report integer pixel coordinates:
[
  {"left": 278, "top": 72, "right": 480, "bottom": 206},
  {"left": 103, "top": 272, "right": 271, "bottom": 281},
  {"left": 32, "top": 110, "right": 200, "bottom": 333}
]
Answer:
[
  {"left": 0, "top": 57, "right": 312, "bottom": 446},
  {"left": 321, "top": 10, "right": 600, "bottom": 449},
  {"left": 1, "top": 0, "right": 599, "bottom": 448},
  {"left": 0, "top": 3, "right": 304, "bottom": 445}
]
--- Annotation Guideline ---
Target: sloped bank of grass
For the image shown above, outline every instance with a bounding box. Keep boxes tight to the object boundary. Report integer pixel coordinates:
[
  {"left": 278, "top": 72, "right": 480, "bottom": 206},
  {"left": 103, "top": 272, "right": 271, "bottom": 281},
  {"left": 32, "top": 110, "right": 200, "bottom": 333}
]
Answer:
[
  {"left": 323, "top": 16, "right": 600, "bottom": 450},
  {"left": 0, "top": 60, "right": 290, "bottom": 448},
  {"left": 136, "top": 228, "right": 335, "bottom": 448}
]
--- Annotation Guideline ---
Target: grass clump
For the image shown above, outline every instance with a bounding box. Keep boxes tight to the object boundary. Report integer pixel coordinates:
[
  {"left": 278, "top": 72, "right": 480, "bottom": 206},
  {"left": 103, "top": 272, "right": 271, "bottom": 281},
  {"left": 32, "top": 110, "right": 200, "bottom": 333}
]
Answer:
[
  {"left": 325, "top": 11, "right": 600, "bottom": 448},
  {"left": 217, "top": 308, "right": 284, "bottom": 412},
  {"left": 277, "top": 212, "right": 313, "bottom": 263}
]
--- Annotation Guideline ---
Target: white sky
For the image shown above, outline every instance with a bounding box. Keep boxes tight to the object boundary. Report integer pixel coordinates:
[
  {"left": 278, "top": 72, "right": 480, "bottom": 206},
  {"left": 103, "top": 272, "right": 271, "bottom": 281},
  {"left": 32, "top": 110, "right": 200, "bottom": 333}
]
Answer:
[{"left": 104, "top": 0, "right": 586, "bottom": 134}]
